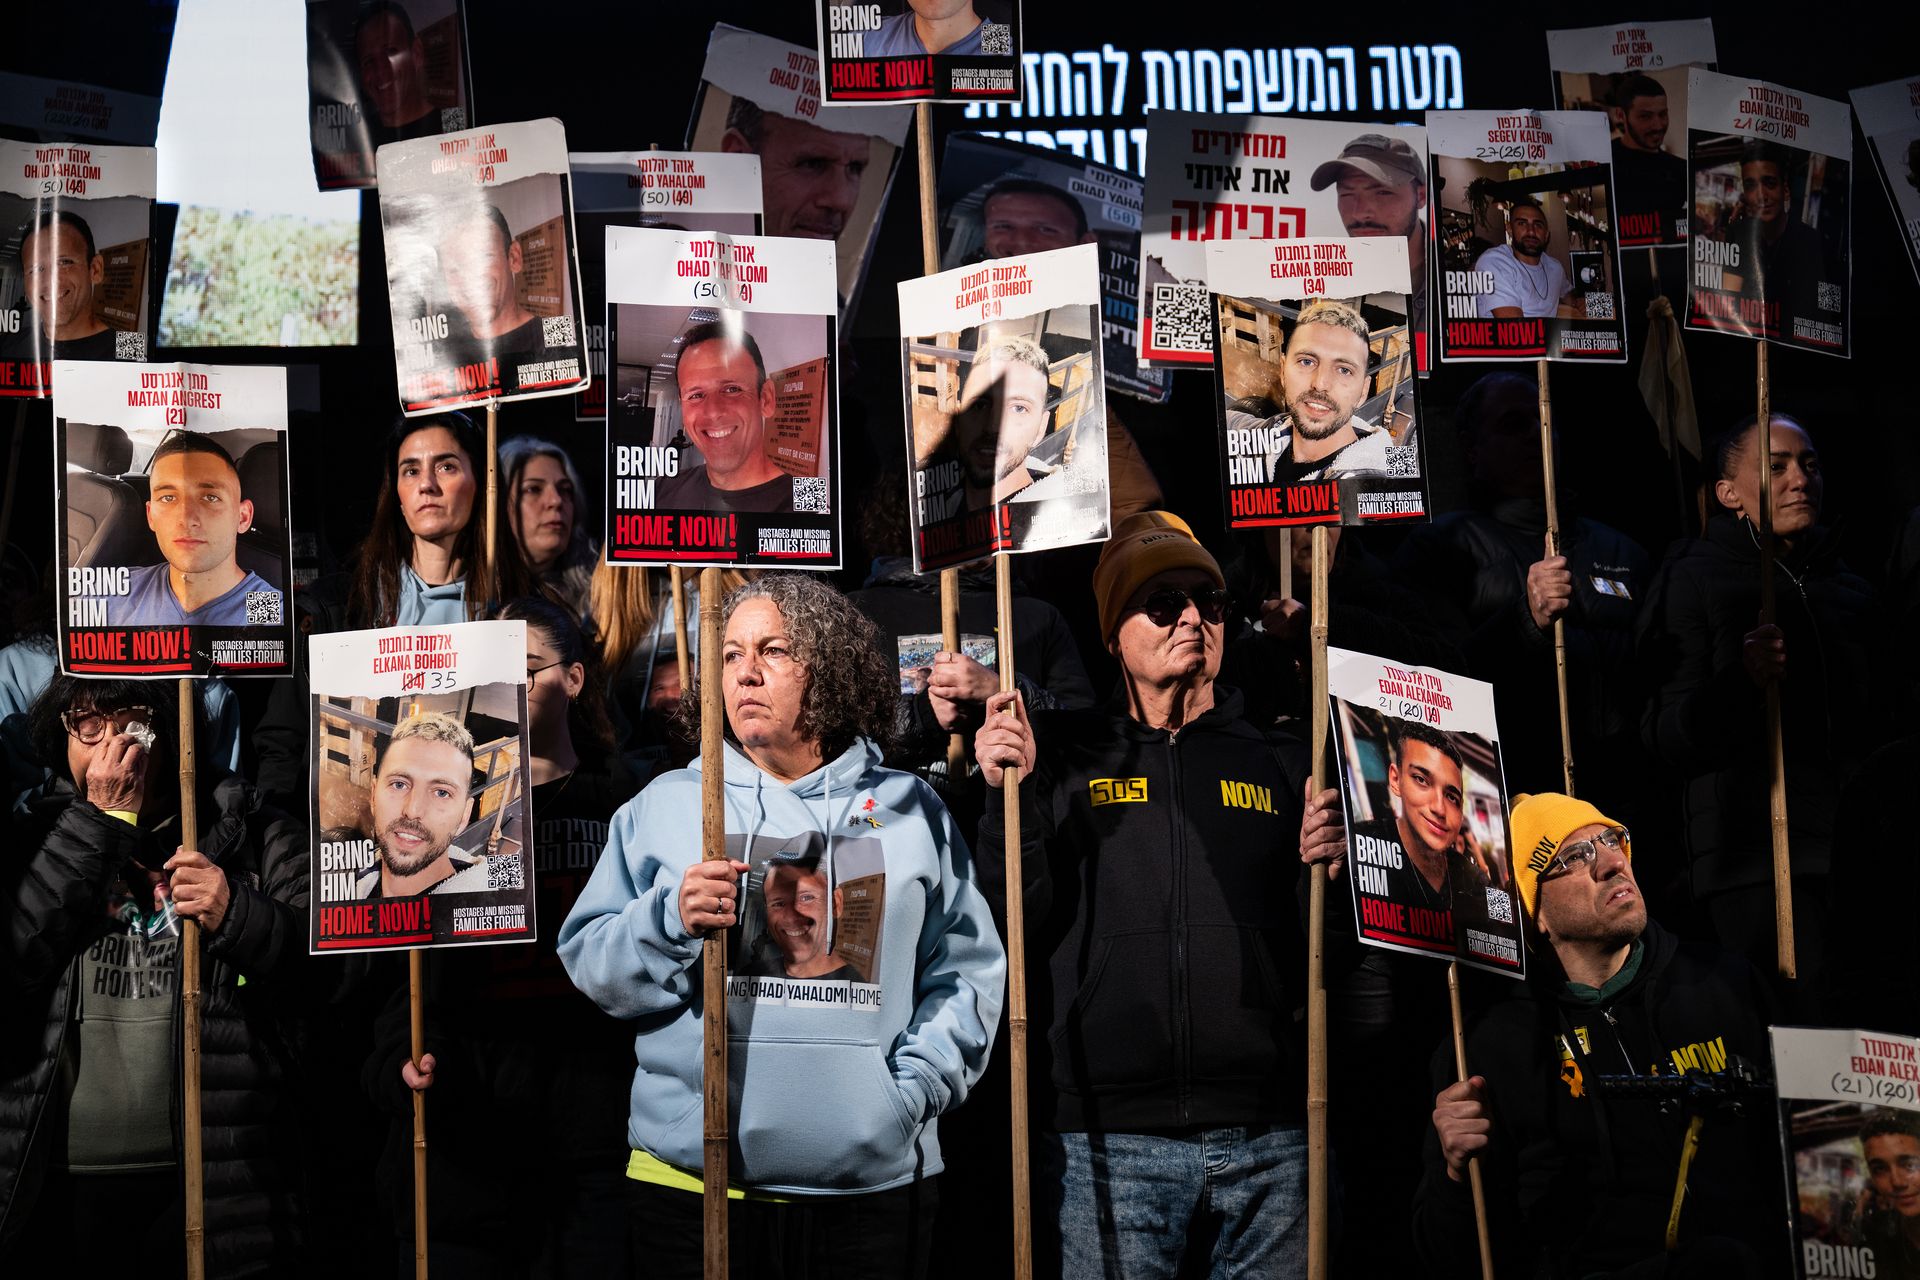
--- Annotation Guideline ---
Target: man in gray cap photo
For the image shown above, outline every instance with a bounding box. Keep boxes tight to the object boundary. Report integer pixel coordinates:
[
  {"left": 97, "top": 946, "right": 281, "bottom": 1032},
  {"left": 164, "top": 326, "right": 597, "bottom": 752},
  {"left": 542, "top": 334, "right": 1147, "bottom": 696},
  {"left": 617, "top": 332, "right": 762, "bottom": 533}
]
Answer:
[{"left": 1312, "top": 134, "right": 1430, "bottom": 361}]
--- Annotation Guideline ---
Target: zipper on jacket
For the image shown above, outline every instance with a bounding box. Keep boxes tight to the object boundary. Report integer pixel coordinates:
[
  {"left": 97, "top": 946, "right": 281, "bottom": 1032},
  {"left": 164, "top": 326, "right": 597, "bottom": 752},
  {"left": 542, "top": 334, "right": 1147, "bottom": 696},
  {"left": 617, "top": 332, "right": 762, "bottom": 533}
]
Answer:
[{"left": 1168, "top": 735, "right": 1191, "bottom": 1126}]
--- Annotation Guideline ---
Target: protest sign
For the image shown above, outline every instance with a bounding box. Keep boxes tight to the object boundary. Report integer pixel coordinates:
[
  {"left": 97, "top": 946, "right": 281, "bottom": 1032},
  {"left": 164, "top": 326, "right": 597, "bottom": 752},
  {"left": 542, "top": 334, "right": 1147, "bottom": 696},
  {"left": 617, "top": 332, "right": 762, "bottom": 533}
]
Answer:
[
  {"left": 55, "top": 361, "right": 293, "bottom": 678},
  {"left": 305, "top": 0, "right": 472, "bottom": 189},
  {"left": 899, "top": 242, "right": 1110, "bottom": 572},
  {"left": 1429, "top": 110, "right": 1629, "bottom": 362},
  {"left": 1686, "top": 69, "right": 1852, "bottom": 357},
  {"left": 940, "top": 131, "right": 1165, "bottom": 403},
  {"left": 1547, "top": 19, "right": 1716, "bottom": 248},
  {"left": 725, "top": 825, "right": 889, "bottom": 1015},
  {"left": 1850, "top": 76, "right": 1920, "bottom": 287},
  {"left": 1205, "top": 237, "right": 1425, "bottom": 529},
  {"left": 0, "top": 140, "right": 153, "bottom": 397},
  {"left": 377, "top": 117, "right": 590, "bottom": 413},
  {"left": 815, "top": 0, "right": 1022, "bottom": 105},
  {"left": 1327, "top": 646, "right": 1525, "bottom": 978},
  {"left": 1772, "top": 1025, "right": 1920, "bottom": 1279},
  {"left": 1140, "top": 113, "right": 1431, "bottom": 374},
  {"left": 571, "top": 150, "right": 763, "bottom": 423},
  {"left": 309, "top": 620, "right": 534, "bottom": 952},
  {"left": 604, "top": 227, "right": 841, "bottom": 569},
  {"left": 688, "top": 23, "right": 912, "bottom": 322}
]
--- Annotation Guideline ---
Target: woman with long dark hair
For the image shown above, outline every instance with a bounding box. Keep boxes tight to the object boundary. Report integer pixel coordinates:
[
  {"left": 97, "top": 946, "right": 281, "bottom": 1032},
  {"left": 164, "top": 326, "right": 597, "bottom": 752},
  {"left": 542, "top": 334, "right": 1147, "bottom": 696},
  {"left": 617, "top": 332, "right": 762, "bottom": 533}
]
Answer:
[{"left": 498, "top": 436, "right": 597, "bottom": 618}]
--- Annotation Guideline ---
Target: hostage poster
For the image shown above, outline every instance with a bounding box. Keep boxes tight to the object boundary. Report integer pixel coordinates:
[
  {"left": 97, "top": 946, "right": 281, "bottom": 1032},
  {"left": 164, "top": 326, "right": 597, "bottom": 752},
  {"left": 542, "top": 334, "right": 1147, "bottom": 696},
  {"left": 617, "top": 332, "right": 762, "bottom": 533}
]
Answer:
[
  {"left": 1, "top": 140, "right": 153, "bottom": 398},
  {"left": 1686, "top": 69, "right": 1852, "bottom": 358},
  {"left": 1327, "top": 646, "right": 1525, "bottom": 978},
  {"left": 305, "top": 0, "right": 473, "bottom": 189},
  {"left": 815, "top": 0, "right": 1021, "bottom": 105},
  {"left": 309, "top": 620, "right": 534, "bottom": 953},
  {"left": 571, "top": 150, "right": 763, "bottom": 423},
  {"left": 55, "top": 362, "right": 293, "bottom": 679},
  {"left": 688, "top": 23, "right": 911, "bottom": 323},
  {"left": 939, "top": 131, "right": 1166, "bottom": 404},
  {"left": 1428, "top": 110, "right": 1628, "bottom": 363},
  {"left": 1206, "top": 237, "right": 1425, "bottom": 529},
  {"left": 1546, "top": 19, "right": 1716, "bottom": 249},
  {"left": 1772, "top": 1026, "right": 1920, "bottom": 1279},
  {"left": 899, "top": 242, "right": 1110, "bottom": 572},
  {"left": 725, "top": 826, "right": 889, "bottom": 1019},
  {"left": 377, "top": 117, "right": 590, "bottom": 413},
  {"left": 1850, "top": 76, "right": 1920, "bottom": 287},
  {"left": 1139, "top": 113, "right": 1431, "bottom": 374},
  {"left": 604, "top": 227, "right": 841, "bottom": 569}
]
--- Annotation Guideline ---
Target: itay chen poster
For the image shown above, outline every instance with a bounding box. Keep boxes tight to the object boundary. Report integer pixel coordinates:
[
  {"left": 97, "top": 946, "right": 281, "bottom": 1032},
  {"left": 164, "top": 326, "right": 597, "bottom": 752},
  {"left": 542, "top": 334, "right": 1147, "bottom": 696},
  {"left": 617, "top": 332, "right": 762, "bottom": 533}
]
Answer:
[
  {"left": 1327, "top": 646, "right": 1525, "bottom": 978},
  {"left": 310, "top": 620, "right": 534, "bottom": 953},
  {"left": 377, "top": 117, "right": 591, "bottom": 412},
  {"left": 55, "top": 362, "right": 294, "bottom": 679}
]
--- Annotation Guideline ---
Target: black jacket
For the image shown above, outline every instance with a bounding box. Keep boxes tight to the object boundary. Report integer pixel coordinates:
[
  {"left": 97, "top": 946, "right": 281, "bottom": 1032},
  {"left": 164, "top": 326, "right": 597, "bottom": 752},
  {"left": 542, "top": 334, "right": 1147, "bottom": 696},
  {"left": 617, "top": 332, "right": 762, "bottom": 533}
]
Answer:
[
  {"left": 1, "top": 776, "right": 308, "bottom": 1276},
  {"left": 975, "top": 685, "right": 1310, "bottom": 1134},
  {"left": 1410, "top": 922, "right": 1780, "bottom": 1278},
  {"left": 1635, "top": 515, "right": 1880, "bottom": 892}
]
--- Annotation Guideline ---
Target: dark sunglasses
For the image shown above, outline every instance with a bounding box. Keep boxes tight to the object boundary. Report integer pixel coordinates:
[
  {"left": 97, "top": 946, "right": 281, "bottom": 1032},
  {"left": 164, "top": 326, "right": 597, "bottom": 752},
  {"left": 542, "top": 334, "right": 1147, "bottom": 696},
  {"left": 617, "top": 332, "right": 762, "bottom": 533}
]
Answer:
[{"left": 1138, "top": 586, "right": 1233, "bottom": 627}]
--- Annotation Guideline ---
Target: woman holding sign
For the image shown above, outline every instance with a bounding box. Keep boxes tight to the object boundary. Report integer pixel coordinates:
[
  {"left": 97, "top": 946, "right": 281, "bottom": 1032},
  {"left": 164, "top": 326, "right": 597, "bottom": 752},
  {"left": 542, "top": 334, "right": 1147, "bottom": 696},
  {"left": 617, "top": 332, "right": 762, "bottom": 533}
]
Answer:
[{"left": 560, "top": 573, "right": 1005, "bottom": 1278}]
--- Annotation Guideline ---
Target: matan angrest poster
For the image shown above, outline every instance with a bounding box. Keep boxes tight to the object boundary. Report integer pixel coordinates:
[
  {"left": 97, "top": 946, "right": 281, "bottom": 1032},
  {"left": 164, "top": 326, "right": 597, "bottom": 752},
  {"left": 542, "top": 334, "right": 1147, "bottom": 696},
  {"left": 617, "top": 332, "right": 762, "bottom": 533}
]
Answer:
[
  {"left": 310, "top": 620, "right": 535, "bottom": 953},
  {"left": 1327, "top": 646, "right": 1525, "bottom": 978}
]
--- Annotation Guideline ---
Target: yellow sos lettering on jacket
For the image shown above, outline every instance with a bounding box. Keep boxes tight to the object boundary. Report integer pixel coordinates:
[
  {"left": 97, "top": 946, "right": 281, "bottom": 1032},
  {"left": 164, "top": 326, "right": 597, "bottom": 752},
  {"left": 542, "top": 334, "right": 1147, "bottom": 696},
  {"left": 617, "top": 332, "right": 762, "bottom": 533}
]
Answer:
[
  {"left": 1088, "top": 778, "right": 1148, "bottom": 806},
  {"left": 1219, "top": 780, "right": 1276, "bottom": 814}
]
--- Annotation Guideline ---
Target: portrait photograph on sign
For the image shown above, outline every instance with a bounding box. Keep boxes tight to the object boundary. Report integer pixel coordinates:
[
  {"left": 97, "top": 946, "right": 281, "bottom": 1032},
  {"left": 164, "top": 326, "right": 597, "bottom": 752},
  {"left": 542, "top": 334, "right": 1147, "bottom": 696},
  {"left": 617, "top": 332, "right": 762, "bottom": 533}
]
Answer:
[
  {"left": 305, "top": 0, "right": 473, "bottom": 189},
  {"left": 1851, "top": 75, "right": 1920, "bottom": 287},
  {"left": 815, "top": 0, "right": 1021, "bottom": 105}
]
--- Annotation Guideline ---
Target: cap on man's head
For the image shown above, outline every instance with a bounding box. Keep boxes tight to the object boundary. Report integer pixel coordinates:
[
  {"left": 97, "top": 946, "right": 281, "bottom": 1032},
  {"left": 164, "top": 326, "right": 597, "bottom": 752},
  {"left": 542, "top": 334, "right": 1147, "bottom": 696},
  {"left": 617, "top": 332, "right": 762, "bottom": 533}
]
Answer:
[
  {"left": 1092, "top": 511, "right": 1224, "bottom": 641},
  {"left": 1310, "top": 134, "right": 1427, "bottom": 192},
  {"left": 1508, "top": 792, "right": 1630, "bottom": 923}
]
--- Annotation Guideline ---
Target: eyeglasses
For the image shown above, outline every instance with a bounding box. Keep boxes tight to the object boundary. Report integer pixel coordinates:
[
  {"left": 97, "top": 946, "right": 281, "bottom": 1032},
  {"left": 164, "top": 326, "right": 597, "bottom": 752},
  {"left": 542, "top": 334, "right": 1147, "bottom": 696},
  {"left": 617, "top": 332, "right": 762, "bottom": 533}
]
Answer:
[
  {"left": 526, "top": 658, "right": 566, "bottom": 682},
  {"left": 61, "top": 705, "right": 154, "bottom": 745},
  {"left": 1137, "top": 586, "right": 1233, "bottom": 627},
  {"left": 1541, "top": 827, "right": 1629, "bottom": 881}
]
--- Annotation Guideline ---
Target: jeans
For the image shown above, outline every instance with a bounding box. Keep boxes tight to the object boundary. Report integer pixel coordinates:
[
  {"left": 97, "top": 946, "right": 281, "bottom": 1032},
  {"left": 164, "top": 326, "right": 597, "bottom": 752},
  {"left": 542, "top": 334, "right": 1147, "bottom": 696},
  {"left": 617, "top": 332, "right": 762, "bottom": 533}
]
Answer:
[{"left": 1041, "top": 1125, "right": 1309, "bottom": 1280}]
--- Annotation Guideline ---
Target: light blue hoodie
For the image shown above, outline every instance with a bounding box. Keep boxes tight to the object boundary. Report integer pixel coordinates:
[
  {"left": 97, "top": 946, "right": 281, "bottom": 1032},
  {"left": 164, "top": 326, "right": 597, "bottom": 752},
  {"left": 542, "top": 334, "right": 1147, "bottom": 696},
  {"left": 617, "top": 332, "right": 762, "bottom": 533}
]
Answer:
[
  {"left": 559, "top": 736, "right": 1005, "bottom": 1196},
  {"left": 394, "top": 566, "right": 467, "bottom": 626}
]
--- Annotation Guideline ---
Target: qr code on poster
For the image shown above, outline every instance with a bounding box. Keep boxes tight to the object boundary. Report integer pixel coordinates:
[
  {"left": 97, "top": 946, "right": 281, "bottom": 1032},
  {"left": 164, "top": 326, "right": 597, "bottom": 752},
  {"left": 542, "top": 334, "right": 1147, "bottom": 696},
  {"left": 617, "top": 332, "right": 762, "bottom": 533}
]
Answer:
[
  {"left": 792, "top": 477, "right": 829, "bottom": 514},
  {"left": 1485, "top": 887, "right": 1514, "bottom": 924},
  {"left": 487, "top": 853, "right": 525, "bottom": 892},
  {"left": 441, "top": 108, "right": 467, "bottom": 132},
  {"left": 1584, "top": 292, "right": 1615, "bottom": 320},
  {"left": 979, "top": 23, "right": 1011, "bottom": 54},
  {"left": 1150, "top": 283, "right": 1211, "bottom": 352},
  {"left": 541, "top": 316, "right": 576, "bottom": 348},
  {"left": 244, "top": 591, "right": 283, "bottom": 626},
  {"left": 1384, "top": 446, "right": 1419, "bottom": 478},
  {"left": 115, "top": 331, "right": 147, "bottom": 361},
  {"left": 1818, "top": 282, "right": 1841, "bottom": 313}
]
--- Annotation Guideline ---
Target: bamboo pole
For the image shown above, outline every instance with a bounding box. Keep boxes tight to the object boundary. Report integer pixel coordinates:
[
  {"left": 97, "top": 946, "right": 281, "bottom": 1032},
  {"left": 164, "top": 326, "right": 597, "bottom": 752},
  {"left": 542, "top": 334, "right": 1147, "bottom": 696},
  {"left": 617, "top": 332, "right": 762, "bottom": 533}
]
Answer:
[
  {"left": 996, "top": 552, "right": 1034, "bottom": 1280},
  {"left": 482, "top": 399, "right": 499, "bottom": 613},
  {"left": 1536, "top": 361, "right": 1575, "bottom": 796},
  {"left": 671, "top": 565, "right": 692, "bottom": 686},
  {"left": 1755, "top": 344, "right": 1795, "bottom": 979},
  {"left": 409, "top": 949, "right": 429, "bottom": 1279},
  {"left": 1449, "top": 962, "right": 1496, "bottom": 1280},
  {"left": 1306, "top": 525, "right": 1330, "bottom": 1280},
  {"left": 699, "top": 567, "right": 729, "bottom": 1278},
  {"left": 178, "top": 681, "right": 205, "bottom": 1280}
]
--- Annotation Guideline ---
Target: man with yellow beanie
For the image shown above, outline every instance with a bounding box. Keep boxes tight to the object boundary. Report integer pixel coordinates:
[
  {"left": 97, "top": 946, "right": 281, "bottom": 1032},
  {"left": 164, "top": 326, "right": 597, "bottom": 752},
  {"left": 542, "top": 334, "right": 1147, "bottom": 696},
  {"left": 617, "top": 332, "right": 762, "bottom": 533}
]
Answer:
[
  {"left": 1410, "top": 792, "right": 1781, "bottom": 1279},
  {"left": 973, "top": 511, "right": 1347, "bottom": 1279}
]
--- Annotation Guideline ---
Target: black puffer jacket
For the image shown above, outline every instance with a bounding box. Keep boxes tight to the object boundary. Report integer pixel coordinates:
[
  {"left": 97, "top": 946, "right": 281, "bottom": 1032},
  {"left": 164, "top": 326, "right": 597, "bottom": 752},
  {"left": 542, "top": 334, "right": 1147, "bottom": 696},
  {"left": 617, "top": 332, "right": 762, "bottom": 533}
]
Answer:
[
  {"left": 1635, "top": 515, "right": 1880, "bottom": 893},
  {"left": 1, "top": 776, "right": 308, "bottom": 1276}
]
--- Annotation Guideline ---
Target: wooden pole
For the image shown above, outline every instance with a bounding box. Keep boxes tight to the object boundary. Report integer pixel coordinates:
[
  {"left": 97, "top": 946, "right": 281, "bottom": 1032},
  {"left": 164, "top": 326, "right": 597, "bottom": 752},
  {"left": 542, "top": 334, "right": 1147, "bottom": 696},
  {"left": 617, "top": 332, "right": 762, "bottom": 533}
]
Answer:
[
  {"left": 1755, "top": 344, "right": 1795, "bottom": 979},
  {"left": 1536, "top": 361, "right": 1575, "bottom": 796},
  {"left": 1448, "top": 962, "right": 1496, "bottom": 1280},
  {"left": 482, "top": 399, "right": 500, "bottom": 613},
  {"left": 178, "top": 680, "right": 205, "bottom": 1280},
  {"left": 699, "top": 566, "right": 729, "bottom": 1279},
  {"left": 670, "top": 565, "right": 692, "bottom": 686},
  {"left": 996, "top": 551, "right": 1034, "bottom": 1280},
  {"left": 409, "top": 949, "right": 429, "bottom": 1279},
  {"left": 1306, "top": 525, "right": 1330, "bottom": 1280},
  {"left": 916, "top": 102, "right": 967, "bottom": 784}
]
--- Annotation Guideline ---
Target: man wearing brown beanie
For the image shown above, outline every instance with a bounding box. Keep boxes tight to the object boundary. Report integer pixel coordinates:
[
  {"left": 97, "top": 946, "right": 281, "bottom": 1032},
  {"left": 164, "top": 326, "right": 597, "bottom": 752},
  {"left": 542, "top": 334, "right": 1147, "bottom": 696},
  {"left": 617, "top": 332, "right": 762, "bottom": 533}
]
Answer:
[
  {"left": 1411, "top": 793, "right": 1780, "bottom": 1279},
  {"left": 973, "top": 510, "right": 1346, "bottom": 1278}
]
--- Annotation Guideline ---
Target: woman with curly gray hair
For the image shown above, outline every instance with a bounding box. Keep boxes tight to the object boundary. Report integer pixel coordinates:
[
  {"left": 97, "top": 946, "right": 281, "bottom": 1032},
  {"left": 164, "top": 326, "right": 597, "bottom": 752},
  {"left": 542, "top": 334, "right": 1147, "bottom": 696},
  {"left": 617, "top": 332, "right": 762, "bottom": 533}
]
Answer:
[{"left": 561, "top": 573, "right": 1005, "bottom": 1277}]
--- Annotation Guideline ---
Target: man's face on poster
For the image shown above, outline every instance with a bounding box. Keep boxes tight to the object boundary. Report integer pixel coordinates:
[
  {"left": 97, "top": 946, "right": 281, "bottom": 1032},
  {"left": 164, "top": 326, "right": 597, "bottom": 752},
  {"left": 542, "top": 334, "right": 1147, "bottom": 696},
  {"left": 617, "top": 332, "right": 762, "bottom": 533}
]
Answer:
[
  {"left": 1617, "top": 92, "right": 1670, "bottom": 153},
  {"left": 355, "top": 10, "right": 427, "bottom": 128},
  {"left": 1509, "top": 204, "right": 1551, "bottom": 259},
  {"left": 765, "top": 862, "right": 834, "bottom": 974},
  {"left": 370, "top": 734, "right": 474, "bottom": 877},
  {"left": 146, "top": 450, "right": 253, "bottom": 578},
  {"left": 1867, "top": 1132, "right": 1920, "bottom": 1220},
  {"left": 727, "top": 114, "right": 869, "bottom": 241},
  {"left": 981, "top": 191, "right": 1088, "bottom": 258},
  {"left": 1336, "top": 174, "right": 1422, "bottom": 240},
  {"left": 1281, "top": 321, "right": 1369, "bottom": 442},
  {"left": 1740, "top": 160, "right": 1787, "bottom": 226},
  {"left": 953, "top": 355, "right": 1050, "bottom": 489},
  {"left": 676, "top": 338, "right": 775, "bottom": 482},
  {"left": 438, "top": 214, "right": 520, "bottom": 335},
  {"left": 1388, "top": 738, "right": 1465, "bottom": 861},
  {"left": 21, "top": 223, "right": 102, "bottom": 339}
]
